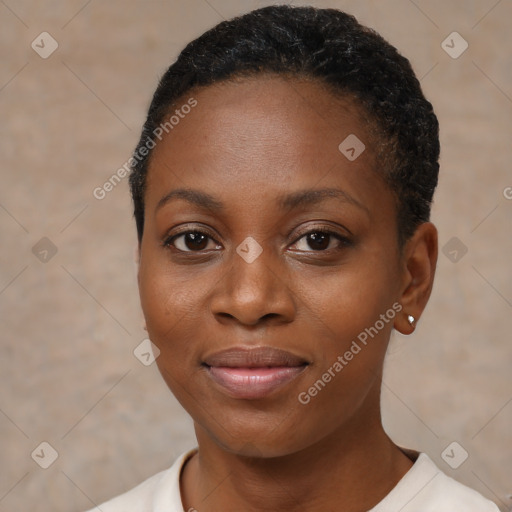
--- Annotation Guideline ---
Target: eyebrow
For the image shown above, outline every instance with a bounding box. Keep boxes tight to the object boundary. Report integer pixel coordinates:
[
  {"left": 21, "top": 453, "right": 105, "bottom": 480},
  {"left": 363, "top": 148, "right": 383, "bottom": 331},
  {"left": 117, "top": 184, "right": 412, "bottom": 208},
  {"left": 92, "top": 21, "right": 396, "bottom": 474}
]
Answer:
[
  {"left": 155, "top": 187, "right": 369, "bottom": 216},
  {"left": 156, "top": 188, "right": 223, "bottom": 213},
  {"left": 277, "top": 188, "right": 370, "bottom": 216}
]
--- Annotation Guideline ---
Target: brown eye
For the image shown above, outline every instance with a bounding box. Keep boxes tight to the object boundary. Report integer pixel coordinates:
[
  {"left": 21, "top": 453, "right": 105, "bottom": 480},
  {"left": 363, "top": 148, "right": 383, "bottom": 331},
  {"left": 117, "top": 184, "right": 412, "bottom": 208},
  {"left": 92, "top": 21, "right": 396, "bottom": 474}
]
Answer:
[
  {"left": 291, "top": 230, "right": 350, "bottom": 252},
  {"left": 305, "top": 232, "right": 330, "bottom": 251},
  {"left": 166, "top": 231, "right": 220, "bottom": 252}
]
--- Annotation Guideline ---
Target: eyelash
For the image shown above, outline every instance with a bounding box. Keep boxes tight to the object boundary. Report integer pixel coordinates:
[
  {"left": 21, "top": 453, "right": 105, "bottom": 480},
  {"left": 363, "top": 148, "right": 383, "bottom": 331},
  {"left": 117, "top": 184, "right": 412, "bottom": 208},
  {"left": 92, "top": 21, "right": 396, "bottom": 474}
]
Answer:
[{"left": 162, "top": 226, "right": 352, "bottom": 254}]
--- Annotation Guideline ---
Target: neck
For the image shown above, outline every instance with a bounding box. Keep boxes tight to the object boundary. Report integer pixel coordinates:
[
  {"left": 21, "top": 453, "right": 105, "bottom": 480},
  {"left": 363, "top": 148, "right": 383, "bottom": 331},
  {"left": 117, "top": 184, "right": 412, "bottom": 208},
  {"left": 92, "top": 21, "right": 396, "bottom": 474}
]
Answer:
[{"left": 181, "top": 399, "right": 413, "bottom": 512}]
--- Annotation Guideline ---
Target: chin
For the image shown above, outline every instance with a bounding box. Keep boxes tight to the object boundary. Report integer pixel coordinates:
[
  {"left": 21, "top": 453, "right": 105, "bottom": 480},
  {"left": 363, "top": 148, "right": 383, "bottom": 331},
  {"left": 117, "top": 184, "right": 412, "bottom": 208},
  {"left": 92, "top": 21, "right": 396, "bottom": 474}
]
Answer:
[{"left": 197, "top": 413, "right": 320, "bottom": 460}]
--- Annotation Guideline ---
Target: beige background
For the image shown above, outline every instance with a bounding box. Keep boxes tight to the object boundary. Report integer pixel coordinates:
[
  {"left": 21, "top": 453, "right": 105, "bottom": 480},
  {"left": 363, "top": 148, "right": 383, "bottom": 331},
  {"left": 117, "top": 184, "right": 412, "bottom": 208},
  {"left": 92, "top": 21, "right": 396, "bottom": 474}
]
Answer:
[{"left": 1, "top": 1, "right": 511, "bottom": 511}]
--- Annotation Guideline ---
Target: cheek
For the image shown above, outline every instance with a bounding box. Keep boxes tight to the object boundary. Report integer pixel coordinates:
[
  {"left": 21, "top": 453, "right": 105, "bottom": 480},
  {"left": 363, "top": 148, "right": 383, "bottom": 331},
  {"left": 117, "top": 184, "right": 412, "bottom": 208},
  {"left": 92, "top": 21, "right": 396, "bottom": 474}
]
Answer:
[
  {"left": 296, "top": 257, "right": 398, "bottom": 341},
  {"left": 139, "top": 262, "right": 208, "bottom": 406},
  {"left": 139, "top": 237, "right": 201, "bottom": 315},
  {"left": 139, "top": 257, "right": 198, "bottom": 350},
  {"left": 293, "top": 256, "right": 399, "bottom": 397},
  {"left": 293, "top": 270, "right": 396, "bottom": 429},
  {"left": 138, "top": 251, "right": 226, "bottom": 371}
]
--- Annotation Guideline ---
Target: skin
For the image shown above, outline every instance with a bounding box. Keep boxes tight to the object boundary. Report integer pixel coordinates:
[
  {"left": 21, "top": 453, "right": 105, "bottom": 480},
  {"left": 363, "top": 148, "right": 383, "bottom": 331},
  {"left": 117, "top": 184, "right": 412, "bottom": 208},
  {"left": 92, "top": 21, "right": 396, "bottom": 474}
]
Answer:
[{"left": 137, "top": 75, "right": 438, "bottom": 512}]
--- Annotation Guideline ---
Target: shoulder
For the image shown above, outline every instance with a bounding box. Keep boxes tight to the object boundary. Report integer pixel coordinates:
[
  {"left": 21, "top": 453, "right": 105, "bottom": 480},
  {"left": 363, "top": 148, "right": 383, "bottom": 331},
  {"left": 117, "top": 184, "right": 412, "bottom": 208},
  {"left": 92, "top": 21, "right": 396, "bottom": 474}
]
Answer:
[
  {"left": 83, "top": 449, "right": 197, "bottom": 512},
  {"left": 83, "top": 469, "right": 166, "bottom": 512},
  {"left": 372, "top": 452, "right": 500, "bottom": 512}
]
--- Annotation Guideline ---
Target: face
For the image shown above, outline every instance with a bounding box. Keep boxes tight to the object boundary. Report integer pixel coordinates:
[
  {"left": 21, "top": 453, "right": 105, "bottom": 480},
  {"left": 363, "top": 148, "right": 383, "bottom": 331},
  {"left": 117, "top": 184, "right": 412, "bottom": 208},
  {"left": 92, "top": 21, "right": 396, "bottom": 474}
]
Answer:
[{"left": 138, "top": 76, "right": 407, "bottom": 457}]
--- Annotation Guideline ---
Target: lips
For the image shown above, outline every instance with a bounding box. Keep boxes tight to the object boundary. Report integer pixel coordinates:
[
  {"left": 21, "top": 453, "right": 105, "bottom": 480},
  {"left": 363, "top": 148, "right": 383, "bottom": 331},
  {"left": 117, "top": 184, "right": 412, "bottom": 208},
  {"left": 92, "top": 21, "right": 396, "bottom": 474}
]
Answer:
[{"left": 203, "top": 346, "right": 309, "bottom": 400}]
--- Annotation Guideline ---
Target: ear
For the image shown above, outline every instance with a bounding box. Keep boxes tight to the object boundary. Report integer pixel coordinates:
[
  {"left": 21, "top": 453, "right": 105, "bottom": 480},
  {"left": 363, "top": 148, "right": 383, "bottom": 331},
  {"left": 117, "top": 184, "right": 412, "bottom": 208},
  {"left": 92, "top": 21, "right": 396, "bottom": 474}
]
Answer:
[
  {"left": 134, "top": 242, "right": 147, "bottom": 331},
  {"left": 394, "top": 222, "right": 438, "bottom": 335},
  {"left": 134, "top": 243, "right": 141, "bottom": 278}
]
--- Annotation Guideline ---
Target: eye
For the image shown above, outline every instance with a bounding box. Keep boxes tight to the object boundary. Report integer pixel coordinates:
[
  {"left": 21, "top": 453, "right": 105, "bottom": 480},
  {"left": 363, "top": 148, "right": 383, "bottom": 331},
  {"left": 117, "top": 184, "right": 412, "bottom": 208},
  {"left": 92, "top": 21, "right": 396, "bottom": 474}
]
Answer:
[
  {"left": 164, "top": 230, "right": 221, "bottom": 252},
  {"left": 290, "top": 229, "right": 351, "bottom": 252}
]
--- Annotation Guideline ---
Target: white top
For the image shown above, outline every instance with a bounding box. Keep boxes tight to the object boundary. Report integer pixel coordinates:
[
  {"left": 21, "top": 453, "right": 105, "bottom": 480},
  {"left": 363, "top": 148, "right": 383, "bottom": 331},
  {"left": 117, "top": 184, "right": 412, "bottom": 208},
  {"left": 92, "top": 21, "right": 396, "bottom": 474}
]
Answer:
[{"left": 85, "top": 449, "right": 500, "bottom": 512}]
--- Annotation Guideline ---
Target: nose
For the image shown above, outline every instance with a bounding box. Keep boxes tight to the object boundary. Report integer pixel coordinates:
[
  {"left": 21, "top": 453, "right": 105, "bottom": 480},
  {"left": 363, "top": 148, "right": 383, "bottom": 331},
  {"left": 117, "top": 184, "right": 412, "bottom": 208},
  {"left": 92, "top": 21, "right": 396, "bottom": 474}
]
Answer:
[{"left": 209, "top": 241, "right": 296, "bottom": 327}]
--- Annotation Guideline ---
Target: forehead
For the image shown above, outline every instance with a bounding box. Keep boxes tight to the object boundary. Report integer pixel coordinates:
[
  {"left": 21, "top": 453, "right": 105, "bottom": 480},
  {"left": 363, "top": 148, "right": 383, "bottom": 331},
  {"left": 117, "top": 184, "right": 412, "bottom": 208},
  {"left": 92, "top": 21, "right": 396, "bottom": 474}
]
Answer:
[
  {"left": 144, "top": 75, "right": 388, "bottom": 216},
  {"left": 169, "top": 76, "right": 367, "bottom": 146}
]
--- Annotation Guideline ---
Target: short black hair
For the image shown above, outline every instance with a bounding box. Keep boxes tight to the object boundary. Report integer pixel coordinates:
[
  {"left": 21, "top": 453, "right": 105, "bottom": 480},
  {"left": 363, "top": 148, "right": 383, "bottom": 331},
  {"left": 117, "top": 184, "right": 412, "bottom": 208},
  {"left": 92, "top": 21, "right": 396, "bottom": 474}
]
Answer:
[{"left": 129, "top": 5, "right": 439, "bottom": 247}]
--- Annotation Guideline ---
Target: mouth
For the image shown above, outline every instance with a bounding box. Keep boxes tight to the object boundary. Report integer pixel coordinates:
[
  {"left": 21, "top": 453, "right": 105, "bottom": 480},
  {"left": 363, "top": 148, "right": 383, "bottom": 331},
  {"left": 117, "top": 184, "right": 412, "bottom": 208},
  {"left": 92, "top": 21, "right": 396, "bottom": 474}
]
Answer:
[{"left": 202, "top": 346, "right": 309, "bottom": 400}]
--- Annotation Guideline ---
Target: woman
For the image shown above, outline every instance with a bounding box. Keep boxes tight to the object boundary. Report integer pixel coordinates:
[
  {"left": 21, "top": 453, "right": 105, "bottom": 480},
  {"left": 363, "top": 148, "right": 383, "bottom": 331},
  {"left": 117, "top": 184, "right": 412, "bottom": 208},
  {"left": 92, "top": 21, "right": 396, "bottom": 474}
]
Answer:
[{"left": 87, "top": 5, "right": 499, "bottom": 511}]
